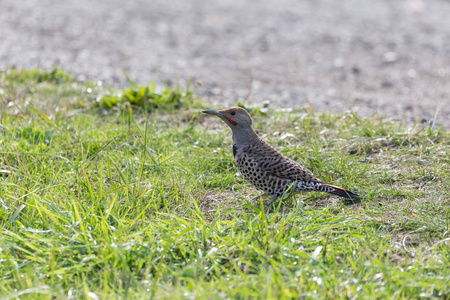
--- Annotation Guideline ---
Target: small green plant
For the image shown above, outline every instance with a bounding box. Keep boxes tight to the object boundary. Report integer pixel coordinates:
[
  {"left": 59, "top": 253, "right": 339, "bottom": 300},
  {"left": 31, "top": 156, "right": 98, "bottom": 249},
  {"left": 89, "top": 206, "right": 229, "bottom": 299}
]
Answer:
[
  {"left": 98, "top": 80, "right": 195, "bottom": 112},
  {"left": 17, "top": 127, "right": 53, "bottom": 145},
  {"left": 2, "top": 67, "right": 73, "bottom": 84}
]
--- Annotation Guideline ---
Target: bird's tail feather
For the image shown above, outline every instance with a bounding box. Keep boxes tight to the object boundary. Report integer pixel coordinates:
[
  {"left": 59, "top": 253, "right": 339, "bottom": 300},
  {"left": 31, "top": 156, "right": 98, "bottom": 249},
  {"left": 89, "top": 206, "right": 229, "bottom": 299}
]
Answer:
[{"left": 321, "top": 183, "right": 361, "bottom": 200}]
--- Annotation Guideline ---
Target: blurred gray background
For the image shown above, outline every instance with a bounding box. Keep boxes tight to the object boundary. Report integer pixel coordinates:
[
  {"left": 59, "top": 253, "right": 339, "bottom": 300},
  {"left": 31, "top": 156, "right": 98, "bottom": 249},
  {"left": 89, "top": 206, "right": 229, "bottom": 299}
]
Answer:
[{"left": 1, "top": 0, "right": 449, "bottom": 127}]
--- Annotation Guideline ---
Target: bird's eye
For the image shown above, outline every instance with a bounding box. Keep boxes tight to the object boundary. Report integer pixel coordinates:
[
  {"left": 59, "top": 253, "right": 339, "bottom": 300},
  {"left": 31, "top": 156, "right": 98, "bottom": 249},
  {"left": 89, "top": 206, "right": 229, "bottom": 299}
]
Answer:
[{"left": 230, "top": 111, "right": 236, "bottom": 115}]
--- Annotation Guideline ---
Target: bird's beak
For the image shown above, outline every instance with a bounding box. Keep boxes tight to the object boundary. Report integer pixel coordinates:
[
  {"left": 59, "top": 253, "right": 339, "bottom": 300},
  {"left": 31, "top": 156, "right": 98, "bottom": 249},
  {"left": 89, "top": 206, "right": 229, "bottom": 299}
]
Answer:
[{"left": 202, "top": 110, "right": 224, "bottom": 118}]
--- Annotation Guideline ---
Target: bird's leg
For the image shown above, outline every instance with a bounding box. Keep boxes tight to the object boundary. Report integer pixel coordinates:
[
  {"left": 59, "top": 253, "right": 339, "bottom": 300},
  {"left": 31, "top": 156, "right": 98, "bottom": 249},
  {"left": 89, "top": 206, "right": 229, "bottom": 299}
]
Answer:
[
  {"left": 263, "top": 195, "right": 279, "bottom": 213},
  {"left": 266, "top": 194, "right": 279, "bottom": 208},
  {"left": 265, "top": 184, "right": 294, "bottom": 209},
  {"left": 250, "top": 193, "right": 267, "bottom": 202}
]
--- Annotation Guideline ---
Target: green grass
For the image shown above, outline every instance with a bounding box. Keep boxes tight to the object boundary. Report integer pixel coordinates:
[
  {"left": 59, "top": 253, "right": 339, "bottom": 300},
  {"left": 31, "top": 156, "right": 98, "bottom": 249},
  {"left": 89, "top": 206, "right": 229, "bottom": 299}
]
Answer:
[{"left": 0, "top": 68, "right": 449, "bottom": 299}]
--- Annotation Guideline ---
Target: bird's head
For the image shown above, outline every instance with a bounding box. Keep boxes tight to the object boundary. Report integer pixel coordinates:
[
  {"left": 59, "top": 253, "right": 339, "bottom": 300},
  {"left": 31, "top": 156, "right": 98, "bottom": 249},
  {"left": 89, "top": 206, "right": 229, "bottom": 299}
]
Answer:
[{"left": 202, "top": 106, "right": 253, "bottom": 129}]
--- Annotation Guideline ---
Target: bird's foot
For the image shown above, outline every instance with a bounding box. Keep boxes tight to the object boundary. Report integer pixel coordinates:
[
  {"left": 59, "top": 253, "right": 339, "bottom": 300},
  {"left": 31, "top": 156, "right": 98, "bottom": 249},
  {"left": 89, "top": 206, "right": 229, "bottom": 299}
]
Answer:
[{"left": 264, "top": 195, "right": 279, "bottom": 213}]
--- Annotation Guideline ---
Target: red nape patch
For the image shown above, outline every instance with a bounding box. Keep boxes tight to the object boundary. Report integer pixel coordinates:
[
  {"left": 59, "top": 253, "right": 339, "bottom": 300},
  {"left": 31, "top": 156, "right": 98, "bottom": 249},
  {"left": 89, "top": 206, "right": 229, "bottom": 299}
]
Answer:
[{"left": 225, "top": 117, "right": 238, "bottom": 126}]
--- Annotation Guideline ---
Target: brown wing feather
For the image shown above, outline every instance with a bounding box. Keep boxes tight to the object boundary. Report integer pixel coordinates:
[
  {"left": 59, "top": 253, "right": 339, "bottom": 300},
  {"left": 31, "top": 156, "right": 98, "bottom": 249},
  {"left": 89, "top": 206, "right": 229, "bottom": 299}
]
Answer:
[{"left": 240, "top": 140, "right": 320, "bottom": 182}]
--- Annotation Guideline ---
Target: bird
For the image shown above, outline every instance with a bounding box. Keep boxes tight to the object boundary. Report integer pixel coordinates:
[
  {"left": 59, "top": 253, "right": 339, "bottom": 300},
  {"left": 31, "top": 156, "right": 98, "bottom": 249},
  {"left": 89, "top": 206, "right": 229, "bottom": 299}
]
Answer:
[{"left": 202, "top": 106, "right": 361, "bottom": 207}]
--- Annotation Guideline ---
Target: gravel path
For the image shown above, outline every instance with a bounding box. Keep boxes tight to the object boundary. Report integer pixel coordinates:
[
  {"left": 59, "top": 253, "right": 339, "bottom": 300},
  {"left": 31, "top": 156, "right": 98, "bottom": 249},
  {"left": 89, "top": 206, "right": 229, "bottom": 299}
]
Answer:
[{"left": 1, "top": 0, "right": 449, "bottom": 127}]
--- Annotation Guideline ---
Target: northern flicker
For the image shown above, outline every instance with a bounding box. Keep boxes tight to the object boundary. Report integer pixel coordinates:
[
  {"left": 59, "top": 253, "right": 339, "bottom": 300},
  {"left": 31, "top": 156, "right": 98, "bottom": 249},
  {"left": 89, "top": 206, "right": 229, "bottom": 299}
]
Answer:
[{"left": 202, "top": 107, "right": 361, "bottom": 206}]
